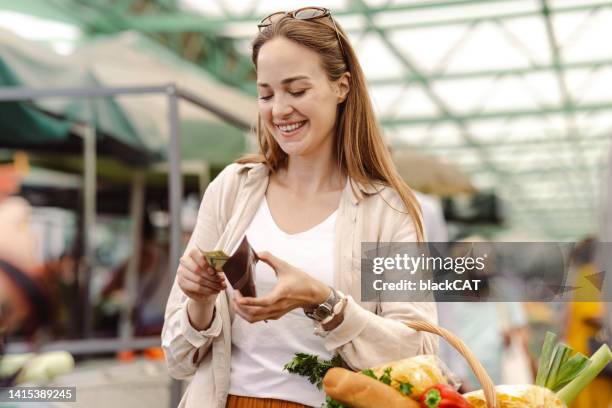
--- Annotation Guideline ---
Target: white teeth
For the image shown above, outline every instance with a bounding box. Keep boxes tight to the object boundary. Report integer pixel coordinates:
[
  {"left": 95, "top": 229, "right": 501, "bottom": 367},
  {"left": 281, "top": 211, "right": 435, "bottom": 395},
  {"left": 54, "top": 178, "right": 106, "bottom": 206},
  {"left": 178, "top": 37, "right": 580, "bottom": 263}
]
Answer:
[{"left": 278, "top": 121, "right": 305, "bottom": 132}]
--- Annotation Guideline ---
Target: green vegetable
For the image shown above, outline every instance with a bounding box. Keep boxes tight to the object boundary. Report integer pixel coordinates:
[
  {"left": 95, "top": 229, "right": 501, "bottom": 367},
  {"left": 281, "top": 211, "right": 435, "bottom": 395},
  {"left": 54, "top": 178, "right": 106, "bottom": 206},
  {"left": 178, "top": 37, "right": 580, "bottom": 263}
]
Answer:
[
  {"left": 552, "top": 352, "right": 590, "bottom": 392},
  {"left": 378, "top": 367, "right": 392, "bottom": 385},
  {"left": 535, "top": 331, "right": 593, "bottom": 393},
  {"left": 535, "top": 331, "right": 557, "bottom": 386},
  {"left": 283, "top": 353, "right": 344, "bottom": 390},
  {"left": 323, "top": 396, "right": 345, "bottom": 408},
  {"left": 545, "top": 343, "right": 571, "bottom": 390},
  {"left": 284, "top": 353, "right": 346, "bottom": 408},
  {"left": 556, "top": 343, "right": 612, "bottom": 405},
  {"left": 399, "top": 382, "right": 414, "bottom": 396},
  {"left": 534, "top": 331, "right": 612, "bottom": 404},
  {"left": 361, "top": 368, "right": 377, "bottom": 379}
]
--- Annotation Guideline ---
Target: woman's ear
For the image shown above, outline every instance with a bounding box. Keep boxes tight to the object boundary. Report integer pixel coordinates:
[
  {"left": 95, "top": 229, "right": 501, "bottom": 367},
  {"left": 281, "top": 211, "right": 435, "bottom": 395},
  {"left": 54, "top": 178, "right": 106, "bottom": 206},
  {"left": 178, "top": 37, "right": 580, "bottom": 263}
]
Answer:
[{"left": 336, "top": 72, "right": 351, "bottom": 103}]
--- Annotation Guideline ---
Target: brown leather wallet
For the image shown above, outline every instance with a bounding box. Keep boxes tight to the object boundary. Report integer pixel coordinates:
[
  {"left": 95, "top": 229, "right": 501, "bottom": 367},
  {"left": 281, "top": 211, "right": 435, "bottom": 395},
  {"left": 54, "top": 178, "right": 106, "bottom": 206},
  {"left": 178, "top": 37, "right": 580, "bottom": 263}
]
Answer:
[{"left": 222, "top": 236, "right": 259, "bottom": 297}]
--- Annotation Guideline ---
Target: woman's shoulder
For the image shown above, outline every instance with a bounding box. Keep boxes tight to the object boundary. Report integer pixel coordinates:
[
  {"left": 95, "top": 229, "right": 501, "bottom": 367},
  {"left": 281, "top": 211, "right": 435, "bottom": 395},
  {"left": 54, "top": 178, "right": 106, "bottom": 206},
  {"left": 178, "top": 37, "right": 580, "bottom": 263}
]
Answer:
[
  {"left": 356, "top": 182, "right": 419, "bottom": 240},
  {"left": 357, "top": 181, "right": 406, "bottom": 211}
]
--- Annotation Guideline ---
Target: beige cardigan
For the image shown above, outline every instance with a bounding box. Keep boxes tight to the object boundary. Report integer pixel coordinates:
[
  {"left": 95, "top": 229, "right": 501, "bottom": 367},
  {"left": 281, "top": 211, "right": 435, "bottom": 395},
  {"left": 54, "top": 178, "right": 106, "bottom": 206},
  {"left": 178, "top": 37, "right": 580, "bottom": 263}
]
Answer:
[{"left": 162, "top": 162, "right": 438, "bottom": 408}]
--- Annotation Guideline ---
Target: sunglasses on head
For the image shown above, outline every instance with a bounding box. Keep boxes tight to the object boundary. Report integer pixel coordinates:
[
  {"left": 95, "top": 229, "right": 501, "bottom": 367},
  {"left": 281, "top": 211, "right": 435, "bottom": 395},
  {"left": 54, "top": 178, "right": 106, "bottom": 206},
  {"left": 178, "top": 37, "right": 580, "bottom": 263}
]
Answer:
[{"left": 258, "top": 7, "right": 345, "bottom": 57}]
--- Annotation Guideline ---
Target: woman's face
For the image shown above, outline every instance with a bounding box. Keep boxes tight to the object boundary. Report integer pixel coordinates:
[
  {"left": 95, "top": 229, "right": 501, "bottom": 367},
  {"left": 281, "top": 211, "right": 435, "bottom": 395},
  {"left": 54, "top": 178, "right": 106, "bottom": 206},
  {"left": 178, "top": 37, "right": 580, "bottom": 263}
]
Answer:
[{"left": 256, "top": 36, "right": 348, "bottom": 158}]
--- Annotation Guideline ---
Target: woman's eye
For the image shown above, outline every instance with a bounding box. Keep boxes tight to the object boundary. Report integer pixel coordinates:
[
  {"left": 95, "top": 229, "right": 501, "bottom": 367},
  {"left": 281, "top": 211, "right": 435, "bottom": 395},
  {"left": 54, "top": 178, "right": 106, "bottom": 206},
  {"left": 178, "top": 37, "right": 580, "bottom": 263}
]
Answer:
[
  {"left": 259, "top": 95, "right": 273, "bottom": 101},
  {"left": 290, "top": 90, "right": 306, "bottom": 97}
]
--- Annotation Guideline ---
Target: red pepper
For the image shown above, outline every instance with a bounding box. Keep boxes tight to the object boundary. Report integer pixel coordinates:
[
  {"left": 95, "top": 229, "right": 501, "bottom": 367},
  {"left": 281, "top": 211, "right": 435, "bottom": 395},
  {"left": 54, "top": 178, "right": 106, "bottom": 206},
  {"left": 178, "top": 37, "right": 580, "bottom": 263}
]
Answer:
[{"left": 420, "top": 384, "right": 472, "bottom": 408}]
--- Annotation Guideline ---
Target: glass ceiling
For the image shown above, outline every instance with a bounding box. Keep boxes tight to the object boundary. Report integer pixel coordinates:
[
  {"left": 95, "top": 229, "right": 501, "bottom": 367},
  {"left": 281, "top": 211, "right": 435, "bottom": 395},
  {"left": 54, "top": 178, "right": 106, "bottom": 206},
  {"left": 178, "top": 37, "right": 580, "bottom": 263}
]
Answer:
[{"left": 1, "top": 0, "right": 611, "bottom": 240}]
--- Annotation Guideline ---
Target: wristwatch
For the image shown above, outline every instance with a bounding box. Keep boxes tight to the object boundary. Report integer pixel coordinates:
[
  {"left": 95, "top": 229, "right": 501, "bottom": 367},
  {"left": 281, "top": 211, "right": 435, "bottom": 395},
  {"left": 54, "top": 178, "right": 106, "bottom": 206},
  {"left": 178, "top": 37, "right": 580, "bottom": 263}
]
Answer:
[{"left": 304, "top": 286, "right": 343, "bottom": 322}]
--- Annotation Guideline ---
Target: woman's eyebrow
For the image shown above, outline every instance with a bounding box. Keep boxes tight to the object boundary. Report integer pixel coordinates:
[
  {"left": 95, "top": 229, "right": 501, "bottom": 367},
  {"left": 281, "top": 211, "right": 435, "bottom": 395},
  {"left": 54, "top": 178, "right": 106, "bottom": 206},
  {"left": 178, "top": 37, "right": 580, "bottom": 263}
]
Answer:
[{"left": 257, "top": 75, "right": 311, "bottom": 87}]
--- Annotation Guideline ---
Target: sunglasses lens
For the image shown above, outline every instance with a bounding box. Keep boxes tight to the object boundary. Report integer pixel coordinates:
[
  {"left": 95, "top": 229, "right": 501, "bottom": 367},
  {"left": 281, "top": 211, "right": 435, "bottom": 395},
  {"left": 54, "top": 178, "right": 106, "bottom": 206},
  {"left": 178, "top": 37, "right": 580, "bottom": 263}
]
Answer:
[
  {"left": 294, "top": 7, "right": 327, "bottom": 20},
  {"left": 259, "top": 12, "right": 285, "bottom": 28}
]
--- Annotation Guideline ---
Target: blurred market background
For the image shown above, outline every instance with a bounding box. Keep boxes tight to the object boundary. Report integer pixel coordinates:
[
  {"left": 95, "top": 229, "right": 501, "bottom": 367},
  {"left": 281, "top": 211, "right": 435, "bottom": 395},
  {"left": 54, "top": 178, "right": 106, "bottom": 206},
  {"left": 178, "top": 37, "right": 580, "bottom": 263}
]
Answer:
[{"left": 0, "top": 0, "right": 610, "bottom": 407}]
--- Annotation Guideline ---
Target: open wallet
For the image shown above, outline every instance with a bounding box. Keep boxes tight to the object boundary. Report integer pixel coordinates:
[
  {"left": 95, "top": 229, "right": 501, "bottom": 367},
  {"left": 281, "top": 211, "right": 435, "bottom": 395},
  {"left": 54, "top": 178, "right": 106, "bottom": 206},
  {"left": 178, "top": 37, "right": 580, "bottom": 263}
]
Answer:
[
  {"left": 200, "top": 235, "right": 259, "bottom": 297},
  {"left": 221, "top": 236, "right": 259, "bottom": 297}
]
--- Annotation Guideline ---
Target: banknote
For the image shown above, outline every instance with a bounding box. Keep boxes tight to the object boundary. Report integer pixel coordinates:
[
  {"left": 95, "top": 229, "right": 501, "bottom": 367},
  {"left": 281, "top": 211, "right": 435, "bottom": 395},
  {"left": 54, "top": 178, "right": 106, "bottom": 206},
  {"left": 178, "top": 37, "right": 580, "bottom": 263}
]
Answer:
[{"left": 201, "top": 250, "right": 230, "bottom": 271}]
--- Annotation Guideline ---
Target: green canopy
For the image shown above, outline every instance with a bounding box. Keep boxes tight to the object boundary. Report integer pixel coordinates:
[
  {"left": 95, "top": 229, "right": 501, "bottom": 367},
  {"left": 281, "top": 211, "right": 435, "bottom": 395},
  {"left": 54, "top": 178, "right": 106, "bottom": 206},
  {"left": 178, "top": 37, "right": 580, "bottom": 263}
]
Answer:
[
  {"left": 76, "top": 31, "right": 256, "bottom": 166},
  {"left": 0, "top": 30, "right": 153, "bottom": 160},
  {"left": 0, "top": 29, "right": 256, "bottom": 167}
]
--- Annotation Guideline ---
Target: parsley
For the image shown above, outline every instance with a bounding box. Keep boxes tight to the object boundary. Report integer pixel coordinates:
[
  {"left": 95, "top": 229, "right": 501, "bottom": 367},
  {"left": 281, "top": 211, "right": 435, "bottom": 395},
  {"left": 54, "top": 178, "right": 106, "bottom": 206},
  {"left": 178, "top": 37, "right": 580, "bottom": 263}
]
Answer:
[
  {"left": 362, "top": 367, "right": 413, "bottom": 396},
  {"left": 361, "top": 369, "right": 377, "bottom": 379},
  {"left": 284, "top": 353, "right": 344, "bottom": 390},
  {"left": 399, "top": 382, "right": 414, "bottom": 396},
  {"left": 322, "top": 396, "right": 345, "bottom": 408},
  {"left": 378, "top": 367, "right": 392, "bottom": 385}
]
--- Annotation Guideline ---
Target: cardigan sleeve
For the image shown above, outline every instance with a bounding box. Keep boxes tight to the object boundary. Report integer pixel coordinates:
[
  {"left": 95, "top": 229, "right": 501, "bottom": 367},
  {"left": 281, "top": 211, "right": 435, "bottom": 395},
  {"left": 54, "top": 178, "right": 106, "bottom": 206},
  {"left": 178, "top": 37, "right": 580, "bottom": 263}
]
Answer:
[
  {"left": 161, "top": 164, "right": 239, "bottom": 379},
  {"left": 322, "top": 191, "right": 439, "bottom": 370}
]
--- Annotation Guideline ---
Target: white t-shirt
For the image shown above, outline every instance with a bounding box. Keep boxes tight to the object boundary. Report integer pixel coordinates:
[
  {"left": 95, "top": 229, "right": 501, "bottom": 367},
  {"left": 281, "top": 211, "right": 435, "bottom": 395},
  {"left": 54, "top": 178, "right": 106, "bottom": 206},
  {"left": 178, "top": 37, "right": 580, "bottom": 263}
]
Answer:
[{"left": 228, "top": 198, "right": 337, "bottom": 407}]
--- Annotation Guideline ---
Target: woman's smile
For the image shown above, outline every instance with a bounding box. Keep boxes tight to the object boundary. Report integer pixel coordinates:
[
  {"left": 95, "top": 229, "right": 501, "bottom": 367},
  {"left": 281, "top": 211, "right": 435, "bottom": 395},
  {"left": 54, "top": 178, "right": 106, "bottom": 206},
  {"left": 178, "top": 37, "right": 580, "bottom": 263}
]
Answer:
[{"left": 275, "top": 120, "right": 308, "bottom": 138}]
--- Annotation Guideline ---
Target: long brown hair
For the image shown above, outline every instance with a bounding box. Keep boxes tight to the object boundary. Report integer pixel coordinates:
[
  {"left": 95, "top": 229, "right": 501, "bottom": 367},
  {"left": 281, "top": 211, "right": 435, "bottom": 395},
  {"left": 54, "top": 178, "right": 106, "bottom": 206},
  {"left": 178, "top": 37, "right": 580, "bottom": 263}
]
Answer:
[{"left": 237, "top": 12, "right": 424, "bottom": 241}]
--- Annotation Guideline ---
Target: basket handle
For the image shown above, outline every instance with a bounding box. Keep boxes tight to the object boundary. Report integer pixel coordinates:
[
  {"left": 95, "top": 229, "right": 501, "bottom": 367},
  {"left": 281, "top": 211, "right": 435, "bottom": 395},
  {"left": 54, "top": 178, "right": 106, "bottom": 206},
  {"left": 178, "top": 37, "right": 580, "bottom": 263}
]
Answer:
[{"left": 405, "top": 320, "right": 499, "bottom": 408}]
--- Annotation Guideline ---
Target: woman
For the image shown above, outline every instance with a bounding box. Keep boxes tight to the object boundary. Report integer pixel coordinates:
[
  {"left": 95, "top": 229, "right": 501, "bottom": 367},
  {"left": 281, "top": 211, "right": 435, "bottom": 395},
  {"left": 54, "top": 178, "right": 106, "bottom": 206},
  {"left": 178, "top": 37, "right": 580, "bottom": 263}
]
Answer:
[{"left": 162, "top": 7, "right": 437, "bottom": 408}]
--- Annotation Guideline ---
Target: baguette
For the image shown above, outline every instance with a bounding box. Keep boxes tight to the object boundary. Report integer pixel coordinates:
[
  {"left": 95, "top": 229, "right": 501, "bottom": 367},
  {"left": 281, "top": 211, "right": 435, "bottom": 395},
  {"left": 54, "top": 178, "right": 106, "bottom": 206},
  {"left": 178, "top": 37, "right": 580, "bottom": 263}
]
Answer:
[{"left": 323, "top": 367, "right": 420, "bottom": 408}]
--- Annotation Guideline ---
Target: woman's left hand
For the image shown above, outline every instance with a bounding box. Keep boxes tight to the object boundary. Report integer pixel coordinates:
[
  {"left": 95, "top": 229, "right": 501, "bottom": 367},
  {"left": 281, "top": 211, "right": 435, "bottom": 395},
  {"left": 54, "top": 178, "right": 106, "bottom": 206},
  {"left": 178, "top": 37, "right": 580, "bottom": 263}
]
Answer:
[{"left": 232, "top": 251, "right": 330, "bottom": 323}]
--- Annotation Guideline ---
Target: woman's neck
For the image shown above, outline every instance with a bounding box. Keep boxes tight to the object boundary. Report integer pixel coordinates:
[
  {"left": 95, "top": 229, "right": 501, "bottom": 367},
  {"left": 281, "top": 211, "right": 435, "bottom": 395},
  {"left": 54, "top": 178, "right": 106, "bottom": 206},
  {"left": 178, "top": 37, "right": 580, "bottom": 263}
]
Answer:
[{"left": 277, "top": 149, "right": 345, "bottom": 195}]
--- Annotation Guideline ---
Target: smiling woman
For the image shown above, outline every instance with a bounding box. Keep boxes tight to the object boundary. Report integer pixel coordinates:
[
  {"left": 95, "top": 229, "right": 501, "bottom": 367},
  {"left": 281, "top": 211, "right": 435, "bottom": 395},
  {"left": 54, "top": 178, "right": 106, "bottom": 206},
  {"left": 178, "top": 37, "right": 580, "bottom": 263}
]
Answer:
[{"left": 162, "top": 7, "right": 437, "bottom": 408}]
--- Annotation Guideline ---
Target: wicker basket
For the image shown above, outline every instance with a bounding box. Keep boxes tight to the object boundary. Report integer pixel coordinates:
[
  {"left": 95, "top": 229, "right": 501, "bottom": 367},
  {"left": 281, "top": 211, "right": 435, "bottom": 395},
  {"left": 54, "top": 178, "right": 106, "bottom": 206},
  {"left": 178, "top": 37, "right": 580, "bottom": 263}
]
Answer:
[{"left": 405, "top": 321, "right": 500, "bottom": 408}]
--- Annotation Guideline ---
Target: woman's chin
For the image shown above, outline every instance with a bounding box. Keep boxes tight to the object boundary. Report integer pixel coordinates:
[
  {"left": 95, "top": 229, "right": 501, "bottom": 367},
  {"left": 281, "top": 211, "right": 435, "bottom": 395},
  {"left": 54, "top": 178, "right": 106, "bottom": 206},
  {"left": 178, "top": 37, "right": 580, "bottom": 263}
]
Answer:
[
  {"left": 277, "top": 139, "right": 307, "bottom": 156},
  {"left": 280, "top": 147, "right": 304, "bottom": 157}
]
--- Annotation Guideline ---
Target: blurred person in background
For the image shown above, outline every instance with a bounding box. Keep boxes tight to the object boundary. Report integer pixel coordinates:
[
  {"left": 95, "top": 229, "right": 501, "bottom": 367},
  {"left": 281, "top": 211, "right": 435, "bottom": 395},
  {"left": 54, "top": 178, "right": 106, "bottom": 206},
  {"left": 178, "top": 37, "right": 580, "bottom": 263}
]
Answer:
[
  {"left": 0, "top": 164, "right": 54, "bottom": 386},
  {"left": 100, "top": 197, "right": 199, "bottom": 337},
  {"left": 162, "top": 7, "right": 437, "bottom": 408},
  {"left": 101, "top": 210, "right": 181, "bottom": 336},
  {"left": 563, "top": 237, "right": 612, "bottom": 408},
  {"left": 0, "top": 164, "right": 51, "bottom": 336}
]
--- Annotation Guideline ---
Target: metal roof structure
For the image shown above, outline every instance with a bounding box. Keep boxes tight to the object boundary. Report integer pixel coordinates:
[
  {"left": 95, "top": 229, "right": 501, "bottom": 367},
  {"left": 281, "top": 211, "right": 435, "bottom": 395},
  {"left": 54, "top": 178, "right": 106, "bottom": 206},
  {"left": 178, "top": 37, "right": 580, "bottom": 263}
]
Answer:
[{"left": 2, "top": 0, "right": 611, "bottom": 239}]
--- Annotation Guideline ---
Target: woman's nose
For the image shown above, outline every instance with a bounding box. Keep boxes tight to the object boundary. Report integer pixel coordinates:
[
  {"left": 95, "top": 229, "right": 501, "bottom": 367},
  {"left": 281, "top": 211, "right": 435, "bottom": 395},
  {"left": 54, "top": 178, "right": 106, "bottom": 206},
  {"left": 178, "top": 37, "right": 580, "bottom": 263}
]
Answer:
[{"left": 272, "top": 95, "right": 293, "bottom": 118}]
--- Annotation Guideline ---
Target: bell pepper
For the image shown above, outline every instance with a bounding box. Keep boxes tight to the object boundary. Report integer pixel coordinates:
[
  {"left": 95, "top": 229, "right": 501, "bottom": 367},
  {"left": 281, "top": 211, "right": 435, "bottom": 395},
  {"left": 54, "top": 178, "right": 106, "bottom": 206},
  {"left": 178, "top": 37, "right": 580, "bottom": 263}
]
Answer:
[{"left": 420, "top": 384, "right": 472, "bottom": 408}]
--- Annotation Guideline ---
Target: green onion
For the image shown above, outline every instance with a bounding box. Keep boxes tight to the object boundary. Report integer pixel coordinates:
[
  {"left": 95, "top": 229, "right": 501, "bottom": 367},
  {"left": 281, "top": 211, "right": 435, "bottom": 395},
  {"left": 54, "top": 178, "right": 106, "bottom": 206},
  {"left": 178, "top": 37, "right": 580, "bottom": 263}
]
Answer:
[{"left": 556, "top": 343, "right": 612, "bottom": 405}]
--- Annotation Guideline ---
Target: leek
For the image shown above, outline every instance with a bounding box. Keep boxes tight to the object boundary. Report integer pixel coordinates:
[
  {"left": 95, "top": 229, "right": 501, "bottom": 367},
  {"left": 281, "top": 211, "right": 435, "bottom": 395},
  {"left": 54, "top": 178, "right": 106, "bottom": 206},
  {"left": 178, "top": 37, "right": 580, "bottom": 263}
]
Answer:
[
  {"left": 544, "top": 343, "right": 571, "bottom": 390},
  {"left": 552, "top": 352, "right": 590, "bottom": 392},
  {"left": 535, "top": 331, "right": 557, "bottom": 387},
  {"left": 556, "top": 343, "right": 612, "bottom": 405}
]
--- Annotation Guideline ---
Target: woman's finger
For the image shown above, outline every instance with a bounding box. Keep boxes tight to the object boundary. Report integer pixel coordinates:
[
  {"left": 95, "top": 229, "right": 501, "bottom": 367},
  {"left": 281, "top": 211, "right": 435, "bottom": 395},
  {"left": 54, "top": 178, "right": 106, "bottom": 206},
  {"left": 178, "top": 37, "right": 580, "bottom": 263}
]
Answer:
[
  {"left": 180, "top": 270, "right": 225, "bottom": 292},
  {"left": 256, "top": 251, "right": 286, "bottom": 273},
  {"left": 183, "top": 267, "right": 225, "bottom": 287},
  {"left": 180, "top": 255, "right": 202, "bottom": 273},
  {"left": 188, "top": 247, "right": 207, "bottom": 268}
]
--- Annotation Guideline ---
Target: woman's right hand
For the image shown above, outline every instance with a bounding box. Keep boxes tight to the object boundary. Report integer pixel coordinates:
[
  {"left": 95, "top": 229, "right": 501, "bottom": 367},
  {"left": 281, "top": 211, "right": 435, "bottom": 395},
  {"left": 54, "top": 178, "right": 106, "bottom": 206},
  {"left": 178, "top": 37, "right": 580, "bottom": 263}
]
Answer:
[{"left": 177, "top": 247, "right": 227, "bottom": 304}]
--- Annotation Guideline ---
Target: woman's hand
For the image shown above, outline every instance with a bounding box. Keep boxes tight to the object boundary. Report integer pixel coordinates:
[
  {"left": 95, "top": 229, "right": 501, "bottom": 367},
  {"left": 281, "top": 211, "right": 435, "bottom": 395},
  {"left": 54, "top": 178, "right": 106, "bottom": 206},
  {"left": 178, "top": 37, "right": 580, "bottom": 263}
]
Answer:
[
  {"left": 177, "top": 247, "right": 227, "bottom": 304},
  {"left": 232, "top": 251, "right": 330, "bottom": 323}
]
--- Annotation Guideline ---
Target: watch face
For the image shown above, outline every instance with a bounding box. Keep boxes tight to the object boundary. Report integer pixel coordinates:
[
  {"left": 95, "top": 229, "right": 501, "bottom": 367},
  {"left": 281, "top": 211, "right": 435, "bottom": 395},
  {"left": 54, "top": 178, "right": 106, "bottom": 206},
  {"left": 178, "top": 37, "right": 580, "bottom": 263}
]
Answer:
[
  {"left": 304, "top": 287, "right": 338, "bottom": 321},
  {"left": 314, "top": 304, "right": 333, "bottom": 321}
]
